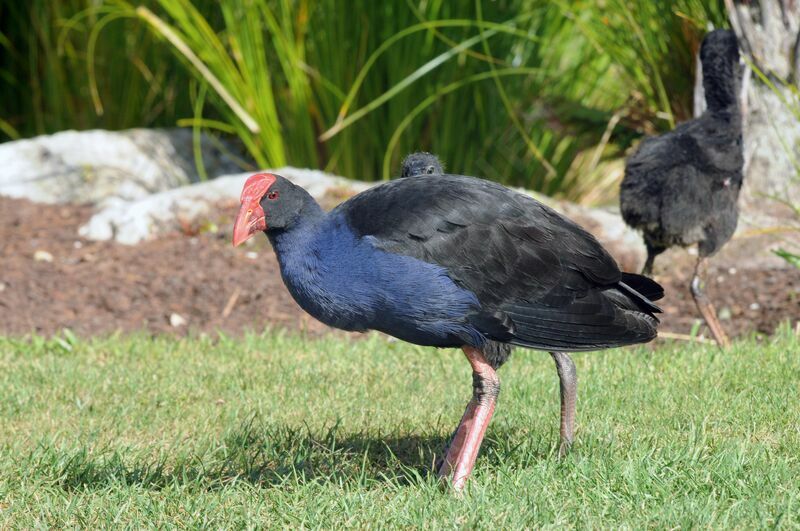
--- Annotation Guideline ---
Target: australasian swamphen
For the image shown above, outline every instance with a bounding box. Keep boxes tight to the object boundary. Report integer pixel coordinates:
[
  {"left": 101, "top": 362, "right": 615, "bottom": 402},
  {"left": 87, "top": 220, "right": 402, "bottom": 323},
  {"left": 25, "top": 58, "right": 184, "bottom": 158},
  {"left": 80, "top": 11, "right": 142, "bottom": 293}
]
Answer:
[
  {"left": 620, "top": 29, "right": 743, "bottom": 347},
  {"left": 400, "top": 151, "right": 578, "bottom": 456},
  {"left": 233, "top": 172, "right": 664, "bottom": 491}
]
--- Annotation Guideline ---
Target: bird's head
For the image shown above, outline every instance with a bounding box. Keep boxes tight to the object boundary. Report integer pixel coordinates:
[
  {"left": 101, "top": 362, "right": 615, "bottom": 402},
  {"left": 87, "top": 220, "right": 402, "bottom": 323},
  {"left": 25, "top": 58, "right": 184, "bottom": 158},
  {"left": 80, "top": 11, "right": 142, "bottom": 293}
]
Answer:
[
  {"left": 400, "top": 152, "right": 444, "bottom": 177},
  {"left": 232, "top": 173, "right": 309, "bottom": 246},
  {"left": 700, "top": 29, "right": 740, "bottom": 66}
]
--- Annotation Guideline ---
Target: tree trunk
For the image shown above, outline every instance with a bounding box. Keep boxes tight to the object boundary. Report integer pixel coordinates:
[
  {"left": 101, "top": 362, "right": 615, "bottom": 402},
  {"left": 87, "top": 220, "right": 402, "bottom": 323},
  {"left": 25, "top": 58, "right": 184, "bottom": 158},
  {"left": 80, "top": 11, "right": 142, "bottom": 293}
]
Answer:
[{"left": 727, "top": 0, "right": 800, "bottom": 227}]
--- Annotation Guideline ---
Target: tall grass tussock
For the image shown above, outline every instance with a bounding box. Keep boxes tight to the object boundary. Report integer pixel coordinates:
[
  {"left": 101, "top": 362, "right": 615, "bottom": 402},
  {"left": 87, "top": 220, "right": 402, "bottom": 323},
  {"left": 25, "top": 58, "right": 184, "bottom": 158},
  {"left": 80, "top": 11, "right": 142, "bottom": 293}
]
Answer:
[{"left": 1, "top": 1, "right": 727, "bottom": 202}]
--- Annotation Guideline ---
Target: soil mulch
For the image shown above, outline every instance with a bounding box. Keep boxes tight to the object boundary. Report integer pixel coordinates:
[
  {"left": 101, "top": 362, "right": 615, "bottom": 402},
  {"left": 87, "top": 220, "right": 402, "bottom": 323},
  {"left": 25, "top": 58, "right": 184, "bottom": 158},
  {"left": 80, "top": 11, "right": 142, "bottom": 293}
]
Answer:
[
  {"left": 1, "top": 196, "right": 798, "bottom": 342},
  {"left": 0, "top": 196, "right": 331, "bottom": 338}
]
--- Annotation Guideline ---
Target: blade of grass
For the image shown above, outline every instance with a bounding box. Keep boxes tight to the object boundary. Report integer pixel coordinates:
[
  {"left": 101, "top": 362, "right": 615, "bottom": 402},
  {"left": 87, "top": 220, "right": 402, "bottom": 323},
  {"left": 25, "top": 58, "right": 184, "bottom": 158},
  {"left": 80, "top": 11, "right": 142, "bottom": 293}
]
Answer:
[
  {"left": 320, "top": 15, "right": 549, "bottom": 141},
  {"left": 475, "top": 0, "right": 556, "bottom": 178},
  {"left": 381, "top": 67, "right": 543, "bottom": 179},
  {"left": 0, "top": 117, "right": 21, "bottom": 140},
  {"left": 134, "top": 6, "right": 259, "bottom": 134},
  {"left": 191, "top": 81, "right": 209, "bottom": 182}
]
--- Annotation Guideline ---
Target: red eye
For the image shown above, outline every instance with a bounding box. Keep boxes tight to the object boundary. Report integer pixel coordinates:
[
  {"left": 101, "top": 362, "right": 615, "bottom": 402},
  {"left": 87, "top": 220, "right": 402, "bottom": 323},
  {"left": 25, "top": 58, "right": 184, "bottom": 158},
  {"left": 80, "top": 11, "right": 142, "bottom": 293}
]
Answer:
[{"left": 267, "top": 191, "right": 279, "bottom": 200}]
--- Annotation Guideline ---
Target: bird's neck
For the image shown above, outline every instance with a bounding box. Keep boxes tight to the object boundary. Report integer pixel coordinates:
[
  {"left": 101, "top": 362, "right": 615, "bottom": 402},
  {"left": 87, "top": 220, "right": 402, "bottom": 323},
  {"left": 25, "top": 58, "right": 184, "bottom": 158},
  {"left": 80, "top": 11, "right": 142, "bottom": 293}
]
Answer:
[
  {"left": 700, "top": 105, "right": 742, "bottom": 133},
  {"left": 267, "top": 199, "right": 326, "bottom": 260},
  {"left": 266, "top": 208, "right": 371, "bottom": 331},
  {"left": 702, "top": 64, "right": 740, "bottom": 115}
]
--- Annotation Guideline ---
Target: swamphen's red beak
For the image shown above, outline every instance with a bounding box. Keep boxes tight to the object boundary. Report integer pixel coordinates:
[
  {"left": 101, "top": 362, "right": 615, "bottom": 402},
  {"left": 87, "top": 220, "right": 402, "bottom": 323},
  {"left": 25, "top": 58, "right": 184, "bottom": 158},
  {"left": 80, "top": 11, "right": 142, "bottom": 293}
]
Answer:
[
  {"left": 232, "top": 203, "right": 266, "bottom": 247},
  {"left": 232, "top": 173, "right": 275, "bottom": 246}
]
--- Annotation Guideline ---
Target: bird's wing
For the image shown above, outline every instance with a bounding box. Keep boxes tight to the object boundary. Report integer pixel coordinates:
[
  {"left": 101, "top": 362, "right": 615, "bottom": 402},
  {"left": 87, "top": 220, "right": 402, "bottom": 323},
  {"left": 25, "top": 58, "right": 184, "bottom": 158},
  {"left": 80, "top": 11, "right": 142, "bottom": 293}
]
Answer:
[
  {"left": 625, "top": 122, "right": 701, "bottom": 175},
  {"left": 623, "top": 125, "right": 717, "bottom": 232},
  {"left": 339, "top": 175, "right": 659, "bottom": 351}
]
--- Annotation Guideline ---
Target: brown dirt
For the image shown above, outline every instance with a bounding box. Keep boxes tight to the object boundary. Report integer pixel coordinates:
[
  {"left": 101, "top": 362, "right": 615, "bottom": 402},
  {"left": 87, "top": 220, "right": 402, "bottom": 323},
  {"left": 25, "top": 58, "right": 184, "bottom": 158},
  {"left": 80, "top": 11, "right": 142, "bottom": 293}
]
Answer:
[
  {"left": 654, "top": 259, "right": 799, "bottom": 339},
  {"left": 1, "top": 196, "right": 798, "bottom": 341},
  {"left": 0, "top": 196, "right": 332, "bottom": 338}
]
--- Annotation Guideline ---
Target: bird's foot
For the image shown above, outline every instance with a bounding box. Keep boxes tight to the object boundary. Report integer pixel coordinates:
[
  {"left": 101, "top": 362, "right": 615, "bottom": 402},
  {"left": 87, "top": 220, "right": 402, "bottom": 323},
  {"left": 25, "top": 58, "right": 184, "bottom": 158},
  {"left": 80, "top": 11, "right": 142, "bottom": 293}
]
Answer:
[
  {"left": 690, "top": 267, "right": 731, "bottom": 348},
  {"left": 558, "top": 440, "right": 572, "bottom": 459}
]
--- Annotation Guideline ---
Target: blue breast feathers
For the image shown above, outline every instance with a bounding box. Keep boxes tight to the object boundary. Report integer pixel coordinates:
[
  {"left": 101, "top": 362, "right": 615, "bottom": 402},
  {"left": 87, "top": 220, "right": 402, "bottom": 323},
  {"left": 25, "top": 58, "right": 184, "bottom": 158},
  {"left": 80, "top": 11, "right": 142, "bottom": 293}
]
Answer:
[{"left": 269, "top": 212, "right": 484, "bottom": 347}]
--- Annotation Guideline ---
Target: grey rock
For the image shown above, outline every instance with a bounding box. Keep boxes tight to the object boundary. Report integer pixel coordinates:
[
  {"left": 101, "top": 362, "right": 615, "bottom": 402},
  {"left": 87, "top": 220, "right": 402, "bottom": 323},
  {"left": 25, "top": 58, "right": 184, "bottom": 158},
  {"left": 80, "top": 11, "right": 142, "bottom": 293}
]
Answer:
[
  {"left": 79, "top": 167, "right": 371, "bottom": 245},
  {"left": 0, "top": 128, "right": 243, "bottom": 204}
]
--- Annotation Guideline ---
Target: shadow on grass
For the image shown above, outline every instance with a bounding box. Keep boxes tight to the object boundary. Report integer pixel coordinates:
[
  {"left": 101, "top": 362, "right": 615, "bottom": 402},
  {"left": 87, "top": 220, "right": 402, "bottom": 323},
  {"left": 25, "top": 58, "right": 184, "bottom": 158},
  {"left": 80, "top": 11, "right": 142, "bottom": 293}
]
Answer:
[{"left": 28, "top": 415, "right": 556, "bottom": 492}]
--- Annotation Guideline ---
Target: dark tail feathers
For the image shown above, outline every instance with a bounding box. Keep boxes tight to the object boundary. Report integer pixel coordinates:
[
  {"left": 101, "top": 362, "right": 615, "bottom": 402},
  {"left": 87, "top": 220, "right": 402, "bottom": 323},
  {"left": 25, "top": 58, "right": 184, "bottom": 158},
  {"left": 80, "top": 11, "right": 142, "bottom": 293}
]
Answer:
[
  {"left": 618, "top": 272, "right": 664, "bottom": 315},
  {"left": 620, "top": 272, "right": 664, "bottom": 301}
]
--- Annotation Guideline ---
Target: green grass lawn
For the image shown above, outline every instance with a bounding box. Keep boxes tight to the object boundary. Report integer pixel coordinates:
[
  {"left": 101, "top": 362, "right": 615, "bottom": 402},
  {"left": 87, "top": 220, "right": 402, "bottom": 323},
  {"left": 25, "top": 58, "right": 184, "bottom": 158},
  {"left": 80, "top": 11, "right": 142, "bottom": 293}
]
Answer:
[{"left": 1, "top": 327, "right": 798, "bottom": 528}]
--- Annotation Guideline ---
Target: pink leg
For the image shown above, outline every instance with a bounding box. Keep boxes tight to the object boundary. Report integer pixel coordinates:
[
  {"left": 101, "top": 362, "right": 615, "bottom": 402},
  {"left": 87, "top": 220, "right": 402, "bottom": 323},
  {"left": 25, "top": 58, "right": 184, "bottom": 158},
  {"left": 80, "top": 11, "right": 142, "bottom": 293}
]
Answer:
[
  {"left": 437, "top": 346, "right": 500, "bottom": 492},
  {"left": 691, "top": 256, "right": 731, "bottom": 348}
]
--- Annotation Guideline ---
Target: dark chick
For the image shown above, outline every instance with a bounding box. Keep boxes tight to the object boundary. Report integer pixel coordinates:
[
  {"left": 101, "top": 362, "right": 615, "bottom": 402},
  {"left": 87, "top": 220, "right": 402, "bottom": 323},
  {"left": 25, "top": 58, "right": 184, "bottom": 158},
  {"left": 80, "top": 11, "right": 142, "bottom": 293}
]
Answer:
[
  {"left": 400, "top": 152, "right": 444, "bottom": 177},
  {"left": 620, "top": 29, "right": 743, "bottom": 347},
  {"left": 234, "top": 172, "right": 663, "bottom": 491},
  {"left": 401, "top": 151, "right": 577, "bottom": 457}
]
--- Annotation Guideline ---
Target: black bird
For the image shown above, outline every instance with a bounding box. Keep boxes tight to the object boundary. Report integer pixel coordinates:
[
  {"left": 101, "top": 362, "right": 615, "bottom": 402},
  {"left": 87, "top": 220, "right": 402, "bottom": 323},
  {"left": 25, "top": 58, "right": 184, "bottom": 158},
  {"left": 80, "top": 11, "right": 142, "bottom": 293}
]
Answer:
[
  {"left": 233, "top": 172, "right": 664, "bottom": 491},
  {"left": 401, "top": 151, "right": 578, "bottom": 456},
  {"left": 620, "top": 29, "right": 743, "bottom": 347}
]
